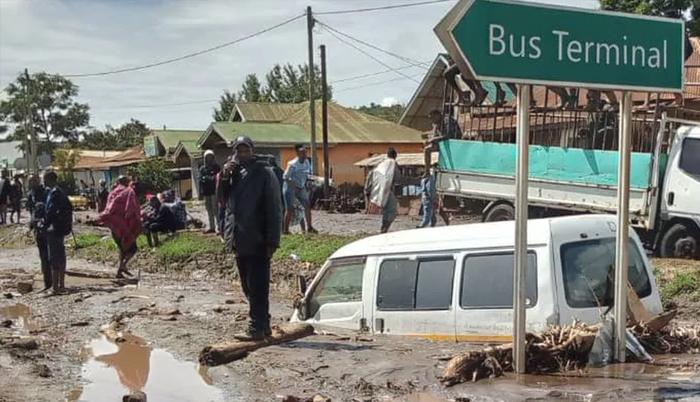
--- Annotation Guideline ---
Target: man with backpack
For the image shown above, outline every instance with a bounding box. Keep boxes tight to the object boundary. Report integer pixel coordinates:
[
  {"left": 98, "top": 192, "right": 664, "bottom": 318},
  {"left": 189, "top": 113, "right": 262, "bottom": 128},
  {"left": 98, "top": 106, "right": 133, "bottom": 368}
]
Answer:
[
  {"left": 43, "top": 170, "right": 73, "bottom": 294},
  {"left": 27, "top": 174, "right": 51, "bottom": 291}
]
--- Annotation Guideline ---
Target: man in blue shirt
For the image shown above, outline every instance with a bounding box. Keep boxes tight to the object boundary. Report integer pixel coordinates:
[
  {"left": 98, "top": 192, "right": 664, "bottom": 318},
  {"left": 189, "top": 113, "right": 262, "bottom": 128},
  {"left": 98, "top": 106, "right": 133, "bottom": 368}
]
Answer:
[
  {"left": 282, "top": 144, "right": 317, "bottom": 234},
  {"left": 418, "top": 164, "right": 438, "bottom": 228}
]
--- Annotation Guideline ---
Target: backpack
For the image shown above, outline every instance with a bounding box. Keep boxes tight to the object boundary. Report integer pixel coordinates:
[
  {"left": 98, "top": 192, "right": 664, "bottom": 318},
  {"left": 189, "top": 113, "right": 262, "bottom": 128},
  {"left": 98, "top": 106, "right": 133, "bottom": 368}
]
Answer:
[{"left": 53, "top": 189, "right": 73, "bottom": 236}]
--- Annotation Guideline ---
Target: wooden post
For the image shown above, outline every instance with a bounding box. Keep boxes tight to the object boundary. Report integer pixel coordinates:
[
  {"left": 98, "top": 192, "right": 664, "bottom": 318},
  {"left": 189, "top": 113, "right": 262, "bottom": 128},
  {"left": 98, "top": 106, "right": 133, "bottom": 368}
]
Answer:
[
  {"left": 306, "top": 6, "right": 318, "bottom": 175},
  {"left": 320, "top": 44, "right": 330, "bottom": 199}
]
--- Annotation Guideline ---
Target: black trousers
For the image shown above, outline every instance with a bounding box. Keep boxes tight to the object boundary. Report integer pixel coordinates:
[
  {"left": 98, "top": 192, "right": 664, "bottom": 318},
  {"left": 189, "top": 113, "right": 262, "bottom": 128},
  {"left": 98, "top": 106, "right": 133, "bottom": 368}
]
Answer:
[
  {"left": 36, "top": 235, "right": 51, "bottom": 289},
  {"left": 235, "top": 253, "right": 271, "bottom": 332}
]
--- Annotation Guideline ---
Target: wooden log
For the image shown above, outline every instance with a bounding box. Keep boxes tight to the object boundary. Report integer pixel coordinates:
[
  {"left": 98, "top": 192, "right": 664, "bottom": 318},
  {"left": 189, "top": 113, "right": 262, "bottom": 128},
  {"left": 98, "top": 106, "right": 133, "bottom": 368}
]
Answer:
[{"left": 199, "top": 323, "right": 315, "bottom": 367}]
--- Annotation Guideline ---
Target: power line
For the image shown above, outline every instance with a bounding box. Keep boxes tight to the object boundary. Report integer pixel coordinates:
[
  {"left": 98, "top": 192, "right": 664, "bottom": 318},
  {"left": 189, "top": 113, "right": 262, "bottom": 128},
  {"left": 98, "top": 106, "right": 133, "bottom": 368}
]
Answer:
[
  {"left": 316, "top": 0, "right": 455, "bottom": 15},
  {"left": 335, "top": 72, "right": 425, "bottom": 93},
  {"left": 321, "top": 24, "right": 421, "bottom": 84},
  {"left": 64, "top": 14, "right": 305, "bottom": 78},
  {"left": 330, "top": 62, "right": 431, "bottom": 84},
  {"left": 316, "top": 19, "right": 427, "bottom": 68}
]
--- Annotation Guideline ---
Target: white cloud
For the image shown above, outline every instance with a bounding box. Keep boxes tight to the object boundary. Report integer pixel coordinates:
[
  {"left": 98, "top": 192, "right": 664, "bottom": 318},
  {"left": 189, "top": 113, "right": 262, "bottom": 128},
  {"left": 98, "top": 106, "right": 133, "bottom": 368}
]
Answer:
[
  {"left": 380, "top": 97, "right": 399, "bottom": 107},
  {"left": 0, "top": 0, "right": 599, "bottom": 131}
]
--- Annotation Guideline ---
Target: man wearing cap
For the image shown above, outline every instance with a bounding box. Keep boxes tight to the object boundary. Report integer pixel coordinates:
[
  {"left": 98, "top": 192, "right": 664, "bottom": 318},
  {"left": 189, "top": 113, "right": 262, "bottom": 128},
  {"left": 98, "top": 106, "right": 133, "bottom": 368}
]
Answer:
[
  {"left": 198, "top": 149, "right": 221, "bottom": 233},
  {"left": 219, "top": 136, "right": 282, "bottom": 340},
  {"left": 282, "top": 144, "right": 317, "bottom": 234}
]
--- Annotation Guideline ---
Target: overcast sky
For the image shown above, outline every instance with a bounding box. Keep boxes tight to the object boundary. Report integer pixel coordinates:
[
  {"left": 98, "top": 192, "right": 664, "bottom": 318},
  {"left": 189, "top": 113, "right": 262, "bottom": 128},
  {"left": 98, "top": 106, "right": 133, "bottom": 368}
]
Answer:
[{"left": 0, "top": 0, "right": 598, "bottom": 131}]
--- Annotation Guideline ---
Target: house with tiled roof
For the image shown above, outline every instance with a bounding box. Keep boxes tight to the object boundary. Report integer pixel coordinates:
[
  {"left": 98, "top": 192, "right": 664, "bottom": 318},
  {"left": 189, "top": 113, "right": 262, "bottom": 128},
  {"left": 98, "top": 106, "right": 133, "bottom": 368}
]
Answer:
[{"left": 195, "top": 101, "right": 424, "bottom": 185}]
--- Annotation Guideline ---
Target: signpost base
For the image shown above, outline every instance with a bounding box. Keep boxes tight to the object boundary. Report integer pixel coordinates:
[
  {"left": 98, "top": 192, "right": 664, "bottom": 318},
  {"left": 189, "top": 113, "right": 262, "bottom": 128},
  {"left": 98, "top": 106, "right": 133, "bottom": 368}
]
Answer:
[{"left": 614, "top": 91, "right": 633, "bottom": 363}]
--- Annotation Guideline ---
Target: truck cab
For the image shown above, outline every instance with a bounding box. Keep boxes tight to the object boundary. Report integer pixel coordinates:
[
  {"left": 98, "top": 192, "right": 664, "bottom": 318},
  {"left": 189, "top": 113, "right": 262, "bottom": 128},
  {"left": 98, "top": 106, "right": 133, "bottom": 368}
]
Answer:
[{"left": 657, "top": 124, "right": 700, "bottom": 258}]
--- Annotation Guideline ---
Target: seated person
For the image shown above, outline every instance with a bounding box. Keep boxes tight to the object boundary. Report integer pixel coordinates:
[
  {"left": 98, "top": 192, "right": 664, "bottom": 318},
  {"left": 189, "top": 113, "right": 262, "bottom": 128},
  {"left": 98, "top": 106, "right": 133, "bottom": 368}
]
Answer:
[
  {"left": 161, "top": 190, "right": 187, "bottom": 230},
  {"left": 143, "top": 195, "right": 181, "bottom": 247}
]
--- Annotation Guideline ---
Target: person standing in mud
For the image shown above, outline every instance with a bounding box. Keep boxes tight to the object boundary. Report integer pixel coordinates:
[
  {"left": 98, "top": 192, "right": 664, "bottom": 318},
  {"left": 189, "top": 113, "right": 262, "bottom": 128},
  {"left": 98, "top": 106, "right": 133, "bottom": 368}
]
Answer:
[
  {"left": 199, "top": 149, "right": 221, "bottom": 234},
  {"left": 0, "top": 169, "right": 10, "bottom": 225},
  {"left": 97, "top": 179, "right": 109, "bottom": 212},
  {"left": 219, "top": 136, "right": 282, "bottom": 341},
  {"left": 9, "top": 176, "right": 23, "bottom": 224},
  {"left": 27, "top": 174, "right": 51, "bottom": 291},
  {"left": 97, "top": 175, "right": 142, "bottom": 278},
  {"left": 43, "top": 170, "right": 73, "bottom": 294}
]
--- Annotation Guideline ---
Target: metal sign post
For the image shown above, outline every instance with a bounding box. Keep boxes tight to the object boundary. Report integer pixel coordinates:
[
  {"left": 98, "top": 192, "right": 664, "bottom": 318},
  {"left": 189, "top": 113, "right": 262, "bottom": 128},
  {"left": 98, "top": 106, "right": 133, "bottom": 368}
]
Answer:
[
  {"left": 614, "top": 91, "right": 633, "bottom": 362},
  {"left": 433, "top": 0, "right": 686, "bottom": 371},
  {"left": 513, "top": 84, "right": 531, "bottom": 374}
]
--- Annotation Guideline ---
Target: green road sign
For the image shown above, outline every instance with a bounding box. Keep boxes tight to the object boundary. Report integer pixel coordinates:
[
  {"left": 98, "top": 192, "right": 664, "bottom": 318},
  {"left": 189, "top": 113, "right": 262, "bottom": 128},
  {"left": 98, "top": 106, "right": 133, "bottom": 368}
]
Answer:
[{"left": 434, "top": 0, "right": 685, "bottom": 92}]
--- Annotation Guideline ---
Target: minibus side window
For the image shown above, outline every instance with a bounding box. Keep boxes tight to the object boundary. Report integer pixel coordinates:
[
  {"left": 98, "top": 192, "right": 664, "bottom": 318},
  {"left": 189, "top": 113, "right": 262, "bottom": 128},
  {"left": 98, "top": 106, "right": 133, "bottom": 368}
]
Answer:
[
  {"left": 377, "top": 258, "right": 455, "bottom": 311},
  {"left": 560, "top": 238, "right": 651, "bottom": 309},
  {"left": 308, "top": 259, "right": 365, "bottom": 318},
  {"left": 460, "top": 252, "right": 538, "bottom": 309}
]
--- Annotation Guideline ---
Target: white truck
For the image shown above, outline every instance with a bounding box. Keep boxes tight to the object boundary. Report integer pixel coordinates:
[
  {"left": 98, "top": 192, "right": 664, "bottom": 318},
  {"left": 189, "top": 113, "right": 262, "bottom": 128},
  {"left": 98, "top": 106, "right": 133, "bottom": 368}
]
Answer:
[{"left": 436, "top": 112, "right": 700, "bottom": 259}]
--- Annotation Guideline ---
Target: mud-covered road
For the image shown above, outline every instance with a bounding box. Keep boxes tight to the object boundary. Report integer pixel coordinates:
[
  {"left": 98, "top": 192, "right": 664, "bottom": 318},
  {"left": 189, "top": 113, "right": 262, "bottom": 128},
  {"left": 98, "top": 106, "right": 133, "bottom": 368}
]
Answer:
[{"left": 1, "top": 210, "right": 700, "bottom": 402}]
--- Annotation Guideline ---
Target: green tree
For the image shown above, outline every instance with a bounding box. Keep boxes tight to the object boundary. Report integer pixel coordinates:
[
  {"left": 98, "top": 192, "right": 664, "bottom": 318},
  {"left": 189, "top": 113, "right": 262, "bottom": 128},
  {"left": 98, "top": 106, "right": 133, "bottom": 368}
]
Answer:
[
  {"left": 129, "top": 157, "right": 171, "bottom": 195},
  {"left": 0, "top": 72, "right": 90, "bottom": 154},
  {"left": 215, "top": 63, "right": 333, "bottom": 120},
  {"left": 238, "top": 74, "right": 269, "bottom": 102},
  {"left": 599, "top": 0, "right": 700, "bottom": 35},
  {"left": 264, "top": 63, "right": 331, "bottom": 103},
  {"left": 356, "top": 102, "right": 406, "bottom": 123},
  {"left": 53, "top": 147, "right": 81, "bottom": 195},
  {"left": 81, "top": 119, "right": 151, "bottom": 151},
  {"left": 213, "top": 90, "right": 238, "bottom": 122}
]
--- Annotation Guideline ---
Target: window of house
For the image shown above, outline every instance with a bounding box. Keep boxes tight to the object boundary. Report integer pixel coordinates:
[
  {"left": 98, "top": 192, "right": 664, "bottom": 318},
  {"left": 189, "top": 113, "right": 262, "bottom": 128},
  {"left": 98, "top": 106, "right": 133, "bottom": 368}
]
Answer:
[
  {"left": 560, "top": 238, "right": 651, "bottom": 309},
  {"left": 377, "top": 257, "right": 455, "bottom": 311},
  {"left": 680, "top": 138, "right": 700, "bottom": 177},
  {"left": 308, "top": 258, "right": 366, "bottom": 317},
  {"left": 460, "top": 252, "right": 538, "bottom": 309}
]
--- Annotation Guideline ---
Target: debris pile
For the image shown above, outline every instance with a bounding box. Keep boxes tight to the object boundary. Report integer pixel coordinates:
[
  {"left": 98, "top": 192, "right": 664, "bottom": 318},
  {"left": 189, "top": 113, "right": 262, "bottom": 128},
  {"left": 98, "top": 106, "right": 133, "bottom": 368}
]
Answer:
[
  {"left": 329, "top": 183, "right": 365, "bottom": 214},
  {"left": 634, "top": 322, "right": 700, "bottom": 354},
  {"left": 440, "top": 311, "right": 699, "bottom": 387}
]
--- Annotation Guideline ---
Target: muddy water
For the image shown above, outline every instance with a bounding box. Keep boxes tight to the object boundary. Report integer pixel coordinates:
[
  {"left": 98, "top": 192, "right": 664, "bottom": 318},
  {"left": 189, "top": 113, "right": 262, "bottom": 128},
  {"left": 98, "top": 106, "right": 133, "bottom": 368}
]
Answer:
[
  {"left": 1, "top": 303, "right": 39, "bottom": 332},
  {"left": 67, "top": 333, "right": 225, "bottom": 402}
]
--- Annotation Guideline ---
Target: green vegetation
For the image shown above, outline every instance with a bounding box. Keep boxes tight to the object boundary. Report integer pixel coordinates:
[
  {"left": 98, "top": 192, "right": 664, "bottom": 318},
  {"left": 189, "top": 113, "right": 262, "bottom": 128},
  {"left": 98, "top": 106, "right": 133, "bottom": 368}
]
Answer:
[
  {"left": 652, "top": 258, "right": 700, "bottom": 305},
  {"left": 73, "top": 230, "right": 363, "bottom": 270},
  {"left": 274, "top": 233, "right": 364, "bottom": 265}
]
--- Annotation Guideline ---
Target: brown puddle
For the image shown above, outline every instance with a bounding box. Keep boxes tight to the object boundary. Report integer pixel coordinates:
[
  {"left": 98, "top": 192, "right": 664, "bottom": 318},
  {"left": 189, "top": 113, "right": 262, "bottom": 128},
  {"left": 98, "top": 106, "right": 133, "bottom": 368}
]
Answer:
[
  {"left": 409, "top": 357, "right": 700, "bottom": 402},
  {"left": 1, "top": 303, "right": 39, "bottom": 332},
  {"left": 67, "top": 333, "right": 224, "bottom": 402}
]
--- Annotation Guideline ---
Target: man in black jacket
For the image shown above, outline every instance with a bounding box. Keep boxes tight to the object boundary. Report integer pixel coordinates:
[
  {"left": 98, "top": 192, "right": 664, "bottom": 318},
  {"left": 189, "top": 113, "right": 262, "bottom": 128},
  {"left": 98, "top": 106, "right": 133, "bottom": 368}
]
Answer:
[
  {"left": 218, "top": 136, "right": 282, "bottom": 340},
  {"left": 27, "top": 174, "right": 51, "bottom": 291},
  {"left": 43, "top": 170, "right": 73, "bottom": 294},
  {"left": 199, "top": 150, "right": 221, "bottom": 234}
]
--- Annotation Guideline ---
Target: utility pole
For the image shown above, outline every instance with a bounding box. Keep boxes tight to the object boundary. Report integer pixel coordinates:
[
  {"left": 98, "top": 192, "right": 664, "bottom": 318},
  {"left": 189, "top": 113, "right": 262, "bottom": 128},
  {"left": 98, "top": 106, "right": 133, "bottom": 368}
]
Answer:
[
  {"left": 306, "top": 6, "right": 318, "bottom": 175},
  {"left": 24, "top": 69, "right": 38, "bottom": 175},
  {"left": 320, "top": 44, "right": 330, "bottom": 199}
]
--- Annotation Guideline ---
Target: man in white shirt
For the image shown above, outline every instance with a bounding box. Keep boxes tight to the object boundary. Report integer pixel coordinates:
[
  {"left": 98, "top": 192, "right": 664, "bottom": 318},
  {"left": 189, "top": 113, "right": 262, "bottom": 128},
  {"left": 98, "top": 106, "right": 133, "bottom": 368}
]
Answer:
[{"left": 283, "top": 144, "right": 317, "bottom": 234}]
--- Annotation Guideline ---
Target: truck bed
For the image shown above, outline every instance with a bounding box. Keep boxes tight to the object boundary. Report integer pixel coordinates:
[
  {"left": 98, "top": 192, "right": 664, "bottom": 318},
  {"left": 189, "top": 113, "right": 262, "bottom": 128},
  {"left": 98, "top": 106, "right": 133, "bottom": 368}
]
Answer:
[{"left": 437, "top": 140, "right": 665, "bottom": 217}]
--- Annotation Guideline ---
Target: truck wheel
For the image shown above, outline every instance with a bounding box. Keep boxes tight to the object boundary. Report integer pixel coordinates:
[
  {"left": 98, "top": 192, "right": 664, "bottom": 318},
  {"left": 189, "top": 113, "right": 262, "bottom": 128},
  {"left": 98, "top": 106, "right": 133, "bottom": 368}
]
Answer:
[
  {"left": 660, "top": 223, "right": 699, "bottom": 259},
  {"left": 484, "top": 203, "right": 515, "bottom": 222}
]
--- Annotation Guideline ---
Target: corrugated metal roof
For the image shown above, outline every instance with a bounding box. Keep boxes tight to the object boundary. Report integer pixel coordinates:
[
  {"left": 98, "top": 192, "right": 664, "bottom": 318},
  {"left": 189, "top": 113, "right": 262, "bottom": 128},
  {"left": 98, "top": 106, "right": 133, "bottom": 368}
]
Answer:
[
  {"left": 282, "top": 101, "right": 423, "bottom": 143},
  {"left": 152, "top": 130, "right": 203, "bottom": 152},
  {"left": 86, "top": 145, "right": 146, "bottom": 169},
  {"left": 210, "top": 122, "right": 310, "bottom": 145},
  {"left": 232, "top": 102, "right": 302, "bottom": 122},
  {"left": 355, "top": 152, "right": 438, "bottom": 168}
]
